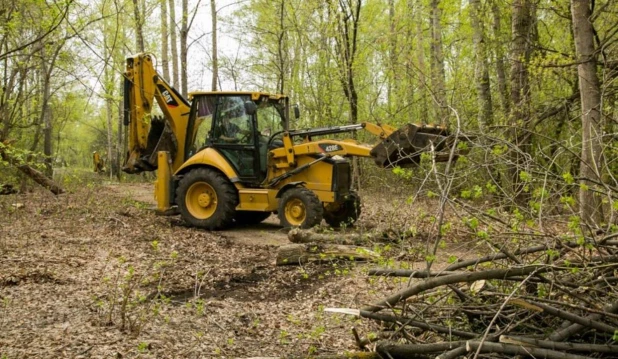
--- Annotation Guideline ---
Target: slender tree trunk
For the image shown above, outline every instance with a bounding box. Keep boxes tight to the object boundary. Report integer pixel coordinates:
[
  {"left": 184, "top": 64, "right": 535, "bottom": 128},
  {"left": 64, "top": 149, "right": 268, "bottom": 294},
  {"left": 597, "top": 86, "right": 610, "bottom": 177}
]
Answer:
[
  {"left": 180, "top": 0, "right": 188, "bottom": 97},
  {"left": 103, "top": 43, "right": 115, "bottom": 179},
  {"left": 388, "top": 0, "right": 396, "bottom": 110},
  {"left": 161, "top": 0, "right": 170, "bottom": 81},
  {"left": 40, "top": 47, "right": 53, "bottom": 177},
  {"left": 470, "top": 0, "right": 493, "bottom": 129},
  {"left": 169, "top": 0, "right": 179, "bottom": 88},
  {"left": 117, "top": 81, "right": 123, "bottom": 180},
  {"left": 40, "top": 44, "right": 63, "bottom": 177},
  {"left": 277, "top": 0, "right": 286, "bottom": 94},
  {"left": 430, "top": 0, "right": 447, "bottom": 124},
  {"left": 210, "top": 0, "right": 218, "bottom": 91},
  {"left": 132, "top": 0, "right": 144, "bottom": 52},
  {"left": 333, "top": 0, "right": 361, "bottom": 125},
  {"left": 491, "top": 0, "right": 510, "bottom": 119},
  {"left": 416, "top": 0, "right": 428, "bottom": 123},
  {"left": 508, "top": 0, "right": 534, "bottom": 201},
  {"left": 404, "top": 0, "right": 415, "bottom": 123},
  {"left": 571, "top": 0, "right": 603, "bottom": 225}
]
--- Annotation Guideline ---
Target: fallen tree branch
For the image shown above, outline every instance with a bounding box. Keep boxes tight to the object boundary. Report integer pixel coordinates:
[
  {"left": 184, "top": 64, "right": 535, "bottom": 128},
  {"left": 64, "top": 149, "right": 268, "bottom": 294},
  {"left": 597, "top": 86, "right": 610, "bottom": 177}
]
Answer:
[
  {"left": 548, "top": 301, "right": 618, "bottom": 342},
  {"left": 287, "top": 228, "right": 379, "bottom": 245},
  {"left": 376, "top": 341, "right": 467, "bottom": 357},
  {"left": 0, "top": 142, "right": 64, "bottom": 195},
  {"left": 276, "top": 243, "right": 379, "bottom": 265},
  {"left": 464, "top": 341, "right": 593, "bottom": 359},
  {"left": 500, "top": 335, "right": 618, "bottom": 353},
  {"left": 362, "top": 265, "right": 551, "bottom": 312},
  {"left": 367, "top": 269, "right": 458, "bottom": 278},
  {"left": 359, "top": 310, "right": 481, "bottom": 339},
  {"left": 509, "top": 299, "right": 618, "bottom": 335}
]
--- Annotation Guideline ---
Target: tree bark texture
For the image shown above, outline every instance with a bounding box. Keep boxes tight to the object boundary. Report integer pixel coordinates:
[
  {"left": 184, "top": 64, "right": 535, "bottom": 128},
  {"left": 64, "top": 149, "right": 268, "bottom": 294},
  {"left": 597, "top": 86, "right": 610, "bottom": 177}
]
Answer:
[
  {"left": 571, "top": 0, "right": 604, "bottom": 225},
  {"left": 161, "top": 0, "right": 170, "bottom": 82},
  {"left": 169, "top": 0, "right": 179, "bottom": 88},
  {"left": 470, "top": 0, "right": 493, "bottom": 128},
  {"left": 332, "top": 0, "right": 361, "bottom": 125},
  {"left": 180, "top": 0, "right": 188, "bottom": 97},
  {"left": 132, "top": 0, "right": 145, "bottom": 52},
  {"left": 415, "top": 1, "right": 428, "bottom": 122},
  {"left": 508, "top": 0, "right": 534, "bottom": 201},
  {"left": 277, "top": 0, "right": 286, "bottom": 94},
  {"left": 491, "top": 0, "right": 510, "bottom": 119},
  {"left": 210, "top": 0, "right": 218, "bottom": 91},
  {"left": 430, "top": 0, "right": 448, "bottom": 124},
  {"left": 276, "top": 243, "right": 379, "bottom": 266}
]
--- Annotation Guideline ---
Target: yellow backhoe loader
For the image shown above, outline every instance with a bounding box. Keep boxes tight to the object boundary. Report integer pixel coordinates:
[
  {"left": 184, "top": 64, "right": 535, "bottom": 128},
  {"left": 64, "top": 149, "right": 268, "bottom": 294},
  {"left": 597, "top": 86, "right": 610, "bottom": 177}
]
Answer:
[
  {"left": 93, "top": 151, "right": 106, "bottom": 173},
  {"left": 122, "top": 53, "right": 462, "bottom": 229}
]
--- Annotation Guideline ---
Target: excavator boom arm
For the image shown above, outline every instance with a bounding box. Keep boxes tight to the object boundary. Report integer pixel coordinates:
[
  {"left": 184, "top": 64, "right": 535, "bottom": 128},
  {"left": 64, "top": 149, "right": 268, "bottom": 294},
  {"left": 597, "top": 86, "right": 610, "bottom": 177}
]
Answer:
[{"left": 123, "top": 53, "right": 191, "bottom": 173}]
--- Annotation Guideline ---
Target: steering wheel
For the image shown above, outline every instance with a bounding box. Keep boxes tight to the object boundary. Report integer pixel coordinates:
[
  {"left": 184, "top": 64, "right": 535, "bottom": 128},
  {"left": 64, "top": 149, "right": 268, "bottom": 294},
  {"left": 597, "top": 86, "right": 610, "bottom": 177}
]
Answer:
[{"left": 238, "top": 130, "right": 252, "bottom": 143}]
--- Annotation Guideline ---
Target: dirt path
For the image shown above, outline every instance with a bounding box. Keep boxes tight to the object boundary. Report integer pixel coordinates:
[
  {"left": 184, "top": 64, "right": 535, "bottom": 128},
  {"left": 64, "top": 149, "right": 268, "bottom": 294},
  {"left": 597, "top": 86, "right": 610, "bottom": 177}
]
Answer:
[
  {"left": 104, "top": 183, "right": 290, "bottom": 247},
  {"left": 0, "top": 183, "right": 395, "bottom": 358},
  {"left": 0, "top": 182, "right": 484, "bottom": 358}
]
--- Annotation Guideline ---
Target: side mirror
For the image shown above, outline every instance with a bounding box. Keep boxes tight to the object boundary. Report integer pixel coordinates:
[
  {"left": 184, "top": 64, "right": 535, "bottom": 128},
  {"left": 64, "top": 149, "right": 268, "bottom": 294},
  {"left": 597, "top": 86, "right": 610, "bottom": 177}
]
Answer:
[
  {"left": 293, "top": 104, "right": 300, "bottom": 119},
  {"left": 244, "top": 101, "right": 257, "bottom": 115}
]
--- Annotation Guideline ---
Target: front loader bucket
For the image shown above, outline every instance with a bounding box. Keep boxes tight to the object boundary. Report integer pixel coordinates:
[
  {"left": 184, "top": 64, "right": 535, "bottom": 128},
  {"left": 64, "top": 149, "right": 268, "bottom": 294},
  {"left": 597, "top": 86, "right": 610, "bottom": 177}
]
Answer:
[{"left": 370, "top": 124, "right": 461, "bottom": 168}]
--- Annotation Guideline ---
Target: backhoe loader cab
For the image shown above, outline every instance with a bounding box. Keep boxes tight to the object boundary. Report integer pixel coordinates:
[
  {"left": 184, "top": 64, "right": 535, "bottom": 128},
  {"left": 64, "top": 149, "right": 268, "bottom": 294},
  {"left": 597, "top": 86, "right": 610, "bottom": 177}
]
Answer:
[
  {"left": 186, "top": 92, "right": 289, "bottom": 185},
  {"left": 122, "top": 53, "right": 463, "bottom": 230}
]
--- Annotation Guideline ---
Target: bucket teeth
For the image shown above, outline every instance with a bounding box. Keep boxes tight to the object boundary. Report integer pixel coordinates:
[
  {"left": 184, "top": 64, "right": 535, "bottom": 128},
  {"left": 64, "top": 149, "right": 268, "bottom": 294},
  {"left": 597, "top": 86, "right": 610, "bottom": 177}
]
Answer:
[{"left": 370, "top": 124, "right": 458, "bottom": 168}]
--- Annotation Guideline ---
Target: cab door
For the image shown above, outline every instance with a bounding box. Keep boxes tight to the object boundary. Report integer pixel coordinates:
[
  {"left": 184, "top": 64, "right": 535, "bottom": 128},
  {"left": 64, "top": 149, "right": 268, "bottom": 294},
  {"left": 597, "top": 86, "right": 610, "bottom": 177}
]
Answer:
[{"left": 208, "top": 95, "right": 261, "bottom": 184}]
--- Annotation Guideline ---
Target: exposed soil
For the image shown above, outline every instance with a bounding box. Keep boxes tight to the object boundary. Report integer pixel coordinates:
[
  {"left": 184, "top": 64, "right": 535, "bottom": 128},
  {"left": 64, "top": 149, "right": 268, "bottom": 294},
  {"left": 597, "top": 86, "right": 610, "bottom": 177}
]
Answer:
[{"left": 0, "top": 181, "right": 483, "bottom": 358}]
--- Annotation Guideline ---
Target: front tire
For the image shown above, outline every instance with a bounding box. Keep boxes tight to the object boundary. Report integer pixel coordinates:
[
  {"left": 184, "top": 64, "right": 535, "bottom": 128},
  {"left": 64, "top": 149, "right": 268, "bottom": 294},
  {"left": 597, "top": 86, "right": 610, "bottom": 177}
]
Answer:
[
  {"left": 278, "top": 187, "right": 323, "bottom": 229},
  {"left": 176, "top": 168, "right": 238, "bottom": 230},
  {"left": 323, "top": 193, "right": 361, "bottom": 228}
]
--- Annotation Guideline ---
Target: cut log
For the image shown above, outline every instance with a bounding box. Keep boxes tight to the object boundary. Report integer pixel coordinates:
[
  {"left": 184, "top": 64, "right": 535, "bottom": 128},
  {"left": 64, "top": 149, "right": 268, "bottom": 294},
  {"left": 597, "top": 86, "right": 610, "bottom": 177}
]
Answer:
[
  {"left": 287, "top": 228, "right": 379, "bottom": 245},
  {"left": 276, "top": 243, "right": 379, "bottom": 266},
  {"left": 0, "top": 142, "right": 65, "bottom": 195}
]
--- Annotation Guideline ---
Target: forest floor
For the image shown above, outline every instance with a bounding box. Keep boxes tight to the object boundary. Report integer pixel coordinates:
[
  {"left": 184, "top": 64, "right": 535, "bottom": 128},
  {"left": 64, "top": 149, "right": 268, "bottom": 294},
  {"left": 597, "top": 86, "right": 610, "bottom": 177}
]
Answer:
[{"left": 0, "top": 176, "right": 483, "bottom": 358}]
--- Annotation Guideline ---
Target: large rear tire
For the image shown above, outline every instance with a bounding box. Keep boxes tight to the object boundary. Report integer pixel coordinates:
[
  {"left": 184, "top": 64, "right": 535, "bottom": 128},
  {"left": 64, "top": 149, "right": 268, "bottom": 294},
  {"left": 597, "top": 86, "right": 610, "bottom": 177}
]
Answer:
[
  {"left": 278, "top": 187, "right": 323, "bottom": 229},
  {"left": 323, "top": 193, "right": 361, "bottom": 228},
  {"left": 176, "top": 168, "right": 238, "bottom": 230}
]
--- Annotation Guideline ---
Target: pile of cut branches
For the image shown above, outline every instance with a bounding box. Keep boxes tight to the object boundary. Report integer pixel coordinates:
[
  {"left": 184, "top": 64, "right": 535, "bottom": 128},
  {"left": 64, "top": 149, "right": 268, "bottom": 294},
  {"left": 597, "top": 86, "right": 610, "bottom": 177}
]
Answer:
[{"left": 333, "top": 237, "right": 618, "bottom": 358}]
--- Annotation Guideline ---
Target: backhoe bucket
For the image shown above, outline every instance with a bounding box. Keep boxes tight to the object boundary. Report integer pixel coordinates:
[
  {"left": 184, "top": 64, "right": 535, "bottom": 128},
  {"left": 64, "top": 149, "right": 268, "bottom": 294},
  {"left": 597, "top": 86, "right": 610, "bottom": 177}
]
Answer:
[
  {"left": 370, "top": 124, "right": 461, "bottom": 168},
  {"left": 122, "top": 116, "right": 177, "bottom": 174}
]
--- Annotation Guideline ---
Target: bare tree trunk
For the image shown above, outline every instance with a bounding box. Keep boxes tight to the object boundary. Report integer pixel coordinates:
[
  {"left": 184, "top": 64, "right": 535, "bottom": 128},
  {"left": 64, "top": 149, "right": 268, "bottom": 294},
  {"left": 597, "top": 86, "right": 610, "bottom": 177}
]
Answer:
[
  {"left": 276, "top": 0, "right": 286, "bottom": 94},
  {"left": 416, "top": 0, "right": 428, "bottom": 123},
  {"left": 169, "top": 0, "right": 179, "bottom": 88},
  {"left": 491, "top": 0, "right": 510, "bottom": 119},
  {"left": 404, "top": 0, "right": 415, "bottom": 122},
  {"left": 508, "top": 0, "right": 534, "bottom": 201},
  {"left": 180, "top": 0, "right": 188, "bottom": 97},
  {"left": 333, "top": 0, "right": 361, "bottom": 125},
  {"left": 161, "top": 0, "right": 170, "bottom": 81},
  {"left": 470, "top": 0, "right": 493, "bottom": 129},
  {"left": 132, "top": 0, "right": 144, "bottom": 52},
  {"left": 40, "top": 44, "right": 63, "bottom": 177},
  {"left": 210, "top": 0, "right": 218, "bottom": 91},
  {"left": 571, "top": 0, "right": 603, "bottom": 225},
  {"left": 430, "top": 0, "right": 447, "bottom": 124},
  {"left": 40, "top": 47, "right": 53, "bottom": 177},
  {"left": 117, "top": 81, "right": 123, "bottom": 180},
  {"left": 103, "top": 43, "right": 115, "bottom": 179},
  {"left": 388, "top": 0, "right": 396, "bottom": 110}
]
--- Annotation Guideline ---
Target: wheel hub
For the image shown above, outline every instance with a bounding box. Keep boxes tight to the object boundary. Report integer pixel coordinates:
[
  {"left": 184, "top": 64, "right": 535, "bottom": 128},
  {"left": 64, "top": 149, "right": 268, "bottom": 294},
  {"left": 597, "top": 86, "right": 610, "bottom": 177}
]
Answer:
[
  {"left": 198, "top": 192, "right": 212, "bottom": 207},
  {"left": 186, "top": 182, "right": 218, "bottom": 219},
  {"left": 286, "top": 199, "right": 306, "bottom": 225}
]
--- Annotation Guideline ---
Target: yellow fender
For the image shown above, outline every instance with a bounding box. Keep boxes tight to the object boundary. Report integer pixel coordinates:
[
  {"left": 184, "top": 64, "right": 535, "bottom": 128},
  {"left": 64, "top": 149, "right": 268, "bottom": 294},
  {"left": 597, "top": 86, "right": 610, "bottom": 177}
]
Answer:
[{"left": 174, "top": 147, "right": 242, "bottom": 186}]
